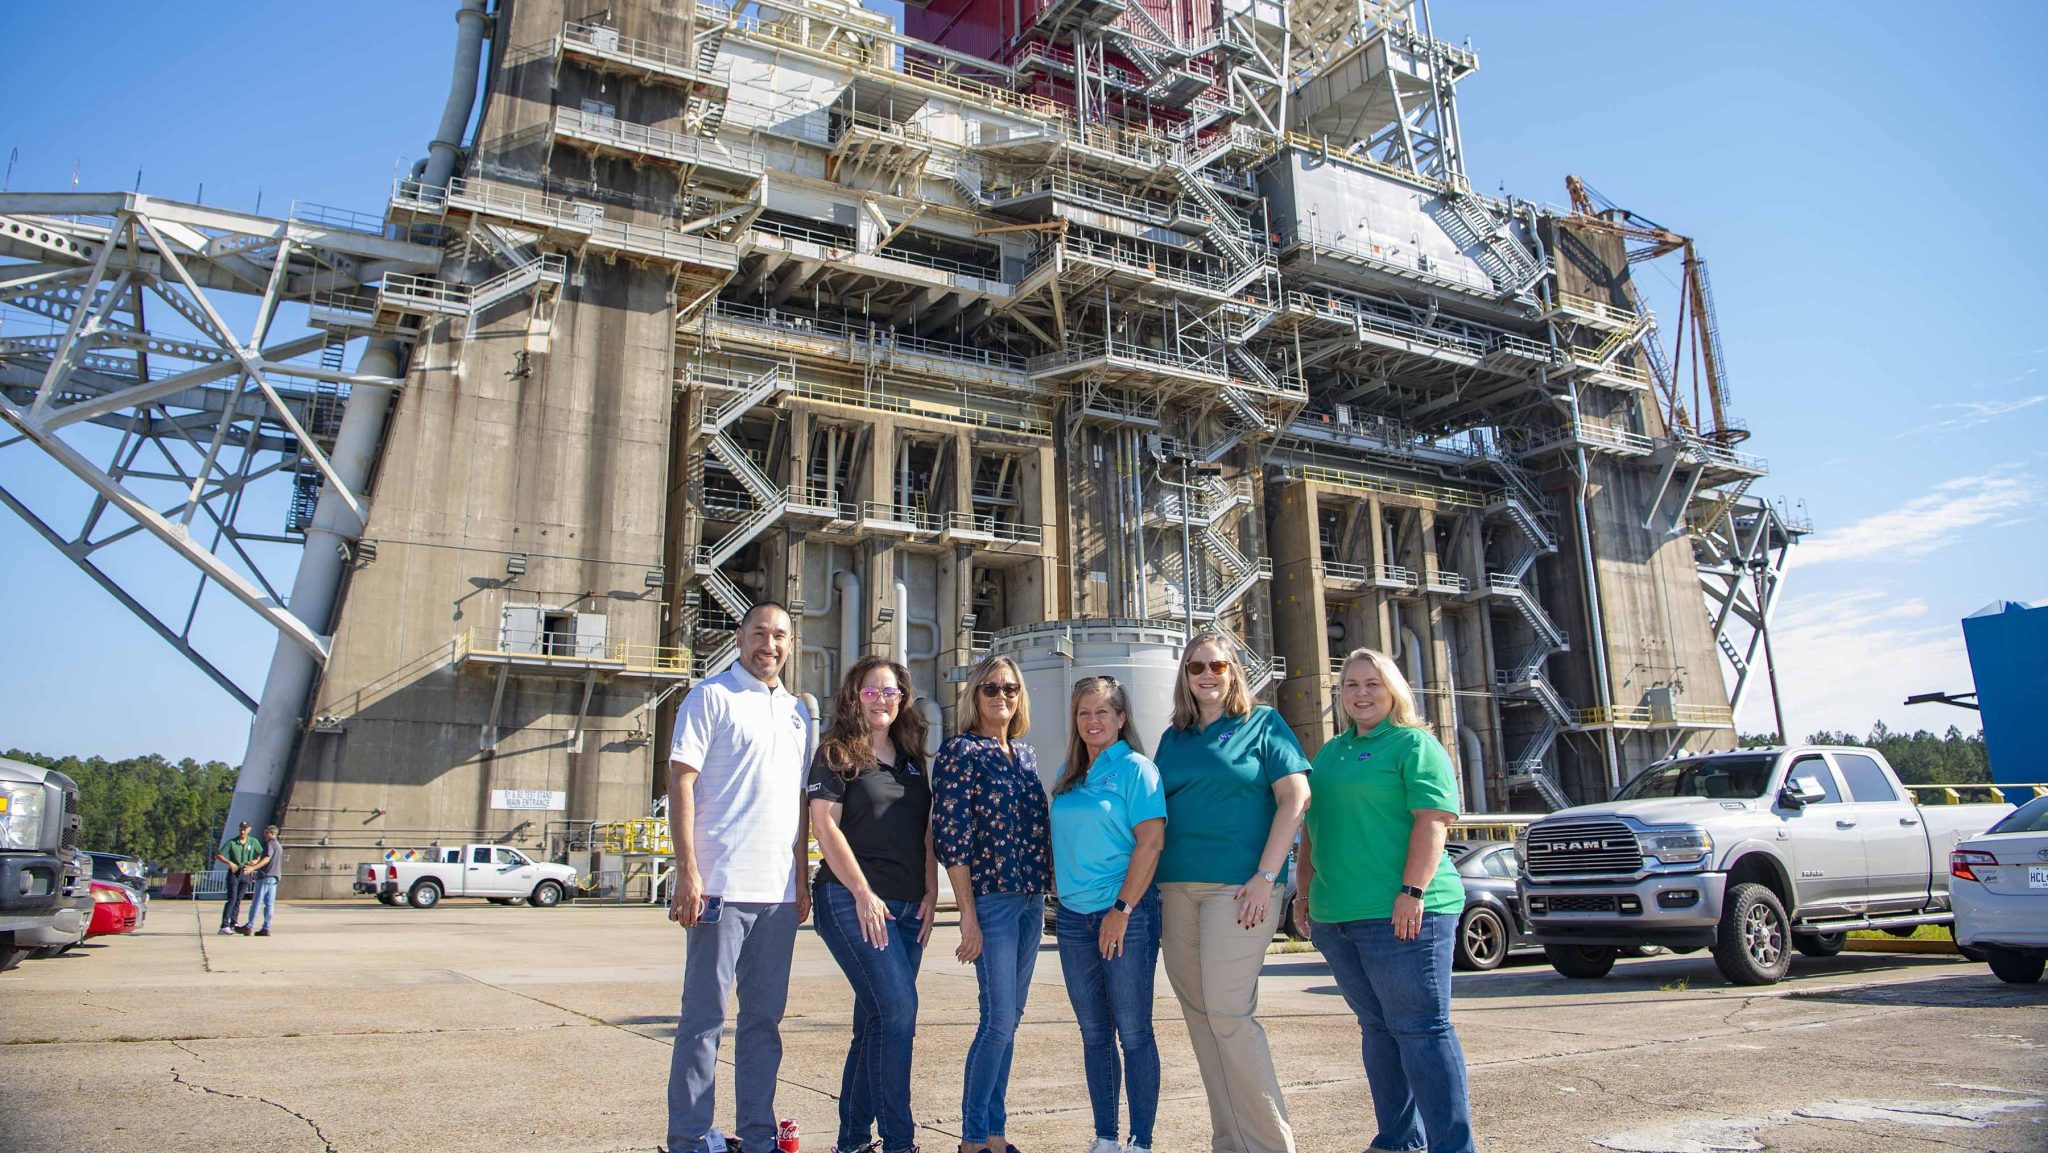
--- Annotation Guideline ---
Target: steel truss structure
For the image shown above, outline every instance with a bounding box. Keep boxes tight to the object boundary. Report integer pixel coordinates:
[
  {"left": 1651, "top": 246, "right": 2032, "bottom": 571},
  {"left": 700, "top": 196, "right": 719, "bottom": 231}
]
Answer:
[{"left": 0, "top": 193, "right": 440, "bottom": 704}]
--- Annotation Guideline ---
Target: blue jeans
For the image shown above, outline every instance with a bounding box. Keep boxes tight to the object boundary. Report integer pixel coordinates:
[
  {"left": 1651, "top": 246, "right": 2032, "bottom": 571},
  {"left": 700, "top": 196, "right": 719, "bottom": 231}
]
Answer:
[
  {"left": 812, "top": 880, "right": 926, "bottom": 1153},
  {"left": 1057, "top": 887, "right": 1161, "bottom": 1147},
  {"left": 668, "top": 901, "right": 799, "bottom": 1153},
  {"left": 1310, "top": 914, "right": 1474, "bottom": 1153},
  {"left": 219, "top": 871, "right": 251, "bottom": 928},
  {"left": 961, "top": 891, "right": 1044, "bottom": 1143},
  {"left": 252, "top": 876, "right": 278, "bottom": 930}
]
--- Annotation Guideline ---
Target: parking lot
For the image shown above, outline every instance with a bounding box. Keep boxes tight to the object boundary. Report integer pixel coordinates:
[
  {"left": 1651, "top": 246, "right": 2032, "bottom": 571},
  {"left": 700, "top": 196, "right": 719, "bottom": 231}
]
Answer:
[{"left": 1, "top": 899, "right": 2043, "bottom": 1153}]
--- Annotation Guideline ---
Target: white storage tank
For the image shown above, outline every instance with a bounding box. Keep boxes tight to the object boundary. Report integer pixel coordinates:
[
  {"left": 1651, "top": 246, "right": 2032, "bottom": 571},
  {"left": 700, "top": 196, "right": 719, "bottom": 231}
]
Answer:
[{"left": 990, "top": 618, "right": 1189, "bottom": 789}]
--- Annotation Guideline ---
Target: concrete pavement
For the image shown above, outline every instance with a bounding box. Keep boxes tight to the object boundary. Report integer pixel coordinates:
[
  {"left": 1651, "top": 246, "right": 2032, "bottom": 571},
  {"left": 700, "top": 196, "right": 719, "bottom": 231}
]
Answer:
[{"left": 1, "top": 898, "right": 2043, "bottom": 1153}]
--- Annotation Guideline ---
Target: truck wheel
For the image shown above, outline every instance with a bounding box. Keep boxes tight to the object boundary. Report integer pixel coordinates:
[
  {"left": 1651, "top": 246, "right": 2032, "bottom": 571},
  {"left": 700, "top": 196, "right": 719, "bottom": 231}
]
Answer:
[
  {"left": 530, "top": 880, "right": 565, "bottom": 908},
  {"left": 1794, "top": 931, "right": 1846, "bottom": 958},
  {"left": 1712, "top": 882, "right": 1791, "bottom": 985},
  {"left": 376, "top": 891, "right": 398, "bottom": 906},
  {"left": 1543, "top": 944, "right": 1616, "bottom": 979},
  {"left": 1455, "top": 906, "right": 1509, "bottom": 971},
  {"left": 408, "top": 880, "right": 442, "bottom": 909},
  {"left": 1984, "top": 947, "right": 2046, "bottom": 984}
]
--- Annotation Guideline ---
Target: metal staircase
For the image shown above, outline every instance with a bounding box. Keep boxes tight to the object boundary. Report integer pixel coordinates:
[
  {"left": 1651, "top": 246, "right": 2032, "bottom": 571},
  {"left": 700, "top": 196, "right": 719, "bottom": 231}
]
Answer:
[
  {"left": 1436, "top": 192, "right": 1545, "bottom": 295},
  {"left": 689, "top": 359, "right": 792, "bottom": 436}
]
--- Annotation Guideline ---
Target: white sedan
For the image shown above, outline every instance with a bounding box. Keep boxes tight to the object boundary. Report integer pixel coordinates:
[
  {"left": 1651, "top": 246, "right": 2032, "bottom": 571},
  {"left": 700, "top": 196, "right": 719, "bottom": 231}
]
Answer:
[{"left": 1950, "top": 794, "right": 2048, "bottom": 984}]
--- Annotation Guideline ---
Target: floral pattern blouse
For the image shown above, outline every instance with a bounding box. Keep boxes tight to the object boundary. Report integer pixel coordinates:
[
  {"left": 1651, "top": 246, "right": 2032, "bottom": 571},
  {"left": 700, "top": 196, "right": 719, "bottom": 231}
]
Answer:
[{"left": 932, "top": 731, "right": 1053, "bottom": 898}]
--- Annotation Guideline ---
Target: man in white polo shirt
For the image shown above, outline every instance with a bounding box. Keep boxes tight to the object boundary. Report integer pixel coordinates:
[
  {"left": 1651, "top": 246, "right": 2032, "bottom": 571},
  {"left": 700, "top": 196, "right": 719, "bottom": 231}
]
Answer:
[{"left": 665, "top": 601, "right": 814, "bottom": 1153}]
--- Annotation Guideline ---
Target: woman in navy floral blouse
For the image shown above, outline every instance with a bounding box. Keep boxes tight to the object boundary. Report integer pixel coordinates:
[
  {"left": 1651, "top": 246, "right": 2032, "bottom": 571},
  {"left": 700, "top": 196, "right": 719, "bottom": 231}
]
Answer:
[{"left": 933, "top": 653, "right": 1051, "bottom": 1153}]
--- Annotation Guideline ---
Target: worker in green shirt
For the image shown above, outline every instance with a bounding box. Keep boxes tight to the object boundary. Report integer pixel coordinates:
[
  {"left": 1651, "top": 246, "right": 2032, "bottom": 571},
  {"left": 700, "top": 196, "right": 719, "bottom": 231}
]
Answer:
[
  {"left": 213, "top": 821, "right": 262, "bottom": 936},
  {"left": 1294, "top": 647, "right": 1474, "bottom": 1153}
]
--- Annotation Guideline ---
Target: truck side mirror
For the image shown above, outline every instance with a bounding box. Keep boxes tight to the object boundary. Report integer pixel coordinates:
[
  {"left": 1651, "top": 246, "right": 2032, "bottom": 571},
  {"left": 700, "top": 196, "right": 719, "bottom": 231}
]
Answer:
[{"left": 1779, "top": 776, "right": 1825, "bottom": 808}]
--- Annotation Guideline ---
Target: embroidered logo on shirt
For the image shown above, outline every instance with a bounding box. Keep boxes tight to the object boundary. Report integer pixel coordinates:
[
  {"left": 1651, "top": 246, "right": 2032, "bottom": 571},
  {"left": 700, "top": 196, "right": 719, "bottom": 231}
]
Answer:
[
  {"left": 1357, "top": 751, "right": 1374, "bottom": 761},
  {"left": 1218, "top": 731, "right": 1236, "bottom": 742}
]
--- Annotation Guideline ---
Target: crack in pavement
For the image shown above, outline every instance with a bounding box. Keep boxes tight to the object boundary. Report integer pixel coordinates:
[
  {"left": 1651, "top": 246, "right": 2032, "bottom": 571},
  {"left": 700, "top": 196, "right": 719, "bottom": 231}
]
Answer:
[{"left": 167, "top": 1064, "right": 338, "bottom": 1152}]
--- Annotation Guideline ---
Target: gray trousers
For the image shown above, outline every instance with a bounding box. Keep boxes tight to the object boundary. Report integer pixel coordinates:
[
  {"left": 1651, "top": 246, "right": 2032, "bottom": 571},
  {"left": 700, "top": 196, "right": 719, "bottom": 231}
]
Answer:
[{"left": 668, "top": 901, "right": 799, "bottom": 1152}]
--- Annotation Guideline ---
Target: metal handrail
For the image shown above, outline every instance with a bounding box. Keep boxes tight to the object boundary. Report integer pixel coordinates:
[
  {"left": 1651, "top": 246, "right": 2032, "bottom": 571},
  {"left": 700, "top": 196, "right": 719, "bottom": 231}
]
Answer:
[
  {"left": 1293, "top": 464, "right": 1486, "bottom": 509},
  {"left": 423, "top": 177, "right": 740, "bottom": 269},
  {"left": 563, "top": 19, "right": 723, "bottom": 84},
  {"left": 861, "top": 501, "right": 944, "bottom": 532},
  {"left": 1372, "top": 563, "right": 1418, "bottom": 586},
  {"left": 944, "top": 511, "right": 1043, "bottom": 544},
  {"left": 1028, "top": 335, "right": 1228, "bottom": 379},
  {"left": 1320, "top": 560, "right": 1368, "bottom": 582},
  {"left": 749, "top": 217, "right": 1002, "bottom": 280},
  {"left": 707, "top": 301, "right": 1029, "bottom": 372},
  {"left": 552, "top": 106, "right": 766, "bottom": 176}
]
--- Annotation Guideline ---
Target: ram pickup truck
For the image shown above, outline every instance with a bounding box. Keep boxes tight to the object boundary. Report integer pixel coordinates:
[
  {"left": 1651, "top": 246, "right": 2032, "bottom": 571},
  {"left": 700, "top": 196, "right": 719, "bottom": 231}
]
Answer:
[
  {"left": 1, "top": 757, "right": 87, "bottom": 970},
  {"left": 1517, "top": 745, "right": 2011, "bottom": 985},
  {"left": 356, "top": 844, "right": 577, "bottom": 909}
]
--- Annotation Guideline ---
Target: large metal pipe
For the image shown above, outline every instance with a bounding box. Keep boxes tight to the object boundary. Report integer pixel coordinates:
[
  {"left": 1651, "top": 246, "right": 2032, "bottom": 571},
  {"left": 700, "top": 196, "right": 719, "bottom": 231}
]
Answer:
[
  {"left": 424, "top": 0, "right": 492, "bottom": 189},
  {"left": 223, "top": 1, "right": 491, "bottom": 841},
  {"left": 836, "top": 569, "right": 862, "bottom": 668}
]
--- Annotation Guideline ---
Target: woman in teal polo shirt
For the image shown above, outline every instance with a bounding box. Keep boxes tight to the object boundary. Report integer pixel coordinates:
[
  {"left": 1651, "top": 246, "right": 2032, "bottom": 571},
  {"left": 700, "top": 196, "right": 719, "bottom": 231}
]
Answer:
[
  {"left": 1293, "top": 647, "right": 1474, "bottom": 1153},
  {"left": 1153, "top": 630, "right": 1311, "bottom": 1153}
]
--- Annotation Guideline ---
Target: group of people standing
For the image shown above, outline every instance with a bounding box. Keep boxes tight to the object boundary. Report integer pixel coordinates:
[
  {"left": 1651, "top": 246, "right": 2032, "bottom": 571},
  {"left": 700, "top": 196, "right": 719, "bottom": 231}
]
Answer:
[{"left": 661, "top": 601, "right": 1475, "bottom": 1153}]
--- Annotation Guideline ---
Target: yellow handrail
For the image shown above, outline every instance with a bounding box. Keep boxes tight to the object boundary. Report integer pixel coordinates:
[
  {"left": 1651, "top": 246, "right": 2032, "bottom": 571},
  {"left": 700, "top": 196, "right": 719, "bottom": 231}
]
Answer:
[{"left": 1904, "top": 783, "right": 2048, "bottom": 805}]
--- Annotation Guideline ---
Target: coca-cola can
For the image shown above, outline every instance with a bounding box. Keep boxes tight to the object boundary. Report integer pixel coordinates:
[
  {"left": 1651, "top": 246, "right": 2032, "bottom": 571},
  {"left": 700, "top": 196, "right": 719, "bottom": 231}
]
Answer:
[{"left": 777, "top": 1119, "right": 800, "bottom": 1153}]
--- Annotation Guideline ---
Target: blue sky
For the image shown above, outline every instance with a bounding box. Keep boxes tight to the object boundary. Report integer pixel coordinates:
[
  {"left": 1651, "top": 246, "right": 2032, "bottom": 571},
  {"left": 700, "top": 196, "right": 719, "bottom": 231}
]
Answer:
[{"left": 3, "top": 1, "right": 2042, "bottom": 763}]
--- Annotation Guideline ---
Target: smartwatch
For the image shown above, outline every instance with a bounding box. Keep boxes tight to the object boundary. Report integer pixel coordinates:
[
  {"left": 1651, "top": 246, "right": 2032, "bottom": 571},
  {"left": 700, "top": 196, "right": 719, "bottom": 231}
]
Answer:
[
  {"left": 1398, "top": 884, "right": 1426, "bottom": 900},
  {"left": 1111, "top": 897, "right": 1130, "bottom": 914}
]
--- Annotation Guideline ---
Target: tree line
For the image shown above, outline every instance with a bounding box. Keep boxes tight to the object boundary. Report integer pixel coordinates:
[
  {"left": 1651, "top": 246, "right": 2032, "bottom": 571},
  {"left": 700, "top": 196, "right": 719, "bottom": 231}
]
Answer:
[
  {"left": 4, "top": 749, "right": 236, "bottom": 872},
  {"left": 1738, "top": 724, "right": 1991, "bottom": 786}
]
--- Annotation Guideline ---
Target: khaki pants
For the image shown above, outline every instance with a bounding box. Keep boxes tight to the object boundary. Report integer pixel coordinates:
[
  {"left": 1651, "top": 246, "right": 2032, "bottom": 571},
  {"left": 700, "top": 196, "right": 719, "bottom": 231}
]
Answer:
[{"left": 1160, "top": 882, "right": 1294, "bottom": 1153}]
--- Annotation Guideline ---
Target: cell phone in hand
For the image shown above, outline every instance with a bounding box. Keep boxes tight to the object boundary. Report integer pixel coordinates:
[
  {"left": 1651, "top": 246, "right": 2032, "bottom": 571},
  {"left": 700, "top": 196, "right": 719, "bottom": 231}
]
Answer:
[{"left": 700, "top": 895, "right": 724, "bottom": 924}]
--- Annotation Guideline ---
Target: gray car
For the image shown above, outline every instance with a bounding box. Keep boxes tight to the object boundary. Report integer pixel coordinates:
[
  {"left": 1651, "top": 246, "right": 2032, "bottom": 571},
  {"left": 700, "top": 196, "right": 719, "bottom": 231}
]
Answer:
[{"left": 1278, "top": 839, "right": 1540, "bottom": 970}]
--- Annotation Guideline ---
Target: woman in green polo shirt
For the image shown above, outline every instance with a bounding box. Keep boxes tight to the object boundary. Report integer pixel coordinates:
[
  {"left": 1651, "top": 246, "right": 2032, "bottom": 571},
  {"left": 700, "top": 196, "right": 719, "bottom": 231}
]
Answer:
[
  {"left": 1292, "top": 647, "right": 1474, "bottom": 1153},
  {"left": 1153, "top": 629, "right": 1311, "bottom": 1153}
]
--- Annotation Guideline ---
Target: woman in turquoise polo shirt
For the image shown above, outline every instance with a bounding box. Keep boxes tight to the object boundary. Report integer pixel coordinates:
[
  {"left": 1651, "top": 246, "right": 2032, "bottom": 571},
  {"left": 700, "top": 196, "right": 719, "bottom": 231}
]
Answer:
[
  {"left": 1051, "top": 675, "right": 1167, "bottom": 1153},
  {"left": 1153, "top": 630, "right": 1311, "bottom": 1153},
  {"left": 1293, "top": 647, "right": 1474, "bottom": 1153}
]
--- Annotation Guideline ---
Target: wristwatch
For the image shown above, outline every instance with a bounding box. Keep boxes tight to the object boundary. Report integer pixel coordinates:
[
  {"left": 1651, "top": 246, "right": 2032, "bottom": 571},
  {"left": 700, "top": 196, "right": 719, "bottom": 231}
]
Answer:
[
  {"left": 1398, "top": 884, "right": 1426, "bottom": 900},
  {"left": 1111, "top": 897, "right": 1130, "bottom": 914},
  {"left": 1257, "top": 869, "right": 1279, "bottom": 884}
]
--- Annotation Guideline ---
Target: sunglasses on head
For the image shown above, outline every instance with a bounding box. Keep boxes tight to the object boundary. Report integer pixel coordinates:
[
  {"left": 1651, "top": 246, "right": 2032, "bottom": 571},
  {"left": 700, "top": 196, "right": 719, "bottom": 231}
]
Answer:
[
  {"left": 978, "top": 682, "right": 1022, "bottom": 699},
  {"left": 1185, "top": 660, "right": 1231, "bottom": 676}
]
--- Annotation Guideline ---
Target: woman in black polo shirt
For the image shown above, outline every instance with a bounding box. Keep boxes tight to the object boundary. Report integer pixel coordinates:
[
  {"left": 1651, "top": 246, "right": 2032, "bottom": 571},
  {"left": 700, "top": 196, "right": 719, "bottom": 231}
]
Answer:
[{"left": 808, "top": 654, "right": 937, "bottom": 1153}]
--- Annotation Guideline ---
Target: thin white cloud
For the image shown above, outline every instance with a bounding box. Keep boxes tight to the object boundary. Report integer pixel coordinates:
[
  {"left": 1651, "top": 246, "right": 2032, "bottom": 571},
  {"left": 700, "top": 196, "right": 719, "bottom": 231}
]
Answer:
[
  {"left": 1911, "top": 393, "right": 2048, "bottom": 433},
  {"left": 1735, "top": 589, "right": 1977, "bottom": 738},
  {"left": 1794, "top": 470, "right": 2038, "bottom": 566}
]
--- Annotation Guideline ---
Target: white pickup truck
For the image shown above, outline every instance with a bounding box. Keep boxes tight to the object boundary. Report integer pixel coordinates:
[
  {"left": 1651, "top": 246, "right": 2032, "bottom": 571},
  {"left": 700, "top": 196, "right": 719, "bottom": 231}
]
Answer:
[
  {"left": 355, "top": 845, "right": 577, "bottom": 909},
  {"left": 1517, "top": 745, "right": 2012, "bottom": 985}
]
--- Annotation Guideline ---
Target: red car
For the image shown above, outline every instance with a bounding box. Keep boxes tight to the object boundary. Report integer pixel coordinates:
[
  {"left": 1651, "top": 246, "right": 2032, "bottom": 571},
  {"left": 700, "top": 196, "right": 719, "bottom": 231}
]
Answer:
[{"left": 86, "top": 881, "right": 139, "bottom": 938}]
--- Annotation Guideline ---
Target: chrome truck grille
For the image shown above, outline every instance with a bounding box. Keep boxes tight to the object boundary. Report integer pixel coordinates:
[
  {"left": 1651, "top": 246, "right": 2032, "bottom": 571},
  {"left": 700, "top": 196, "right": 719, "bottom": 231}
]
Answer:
[{"left": 1525, "top": 819, "right": 1642, "bottom": 877}]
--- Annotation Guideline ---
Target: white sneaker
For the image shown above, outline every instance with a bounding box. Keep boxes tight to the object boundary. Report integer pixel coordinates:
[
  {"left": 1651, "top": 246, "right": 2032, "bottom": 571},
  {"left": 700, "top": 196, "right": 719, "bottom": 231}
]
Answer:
[
  {"left": 1121, "top": 1144, "right": 1151, "bottom": 1153},
  {"left": 1084, "top": 1139, "right": 1119, "bottom": 1153}
]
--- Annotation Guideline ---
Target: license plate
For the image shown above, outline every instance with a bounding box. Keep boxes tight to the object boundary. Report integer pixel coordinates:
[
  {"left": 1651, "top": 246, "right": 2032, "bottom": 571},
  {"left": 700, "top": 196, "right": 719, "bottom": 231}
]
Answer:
[{"left": 2030, "top": 866, "right": 2048, "bottom": 889}]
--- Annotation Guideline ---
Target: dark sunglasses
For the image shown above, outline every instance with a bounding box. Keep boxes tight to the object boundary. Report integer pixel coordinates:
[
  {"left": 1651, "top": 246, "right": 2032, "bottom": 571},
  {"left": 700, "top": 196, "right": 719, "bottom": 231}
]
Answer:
[
  {"left": 1185, "top": 660, "right": 1231, "bottom": 676},
  {"left": 978, "top": 682, "right": 1022, "bottom": 699}
]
